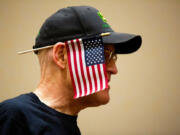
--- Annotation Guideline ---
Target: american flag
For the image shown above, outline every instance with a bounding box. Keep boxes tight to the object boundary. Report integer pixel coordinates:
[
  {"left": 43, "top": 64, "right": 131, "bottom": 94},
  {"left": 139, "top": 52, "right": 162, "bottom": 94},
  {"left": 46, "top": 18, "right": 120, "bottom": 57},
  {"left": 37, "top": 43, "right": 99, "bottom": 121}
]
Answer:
[{"left": 65, "top": 36, "right": 108, "bottom": 99}]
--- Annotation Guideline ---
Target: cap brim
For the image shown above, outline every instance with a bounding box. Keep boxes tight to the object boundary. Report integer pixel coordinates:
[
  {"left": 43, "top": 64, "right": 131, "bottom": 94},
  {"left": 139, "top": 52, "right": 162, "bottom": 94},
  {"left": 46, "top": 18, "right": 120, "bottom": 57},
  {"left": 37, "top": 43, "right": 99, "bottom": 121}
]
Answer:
[{"left": 102, "top": 32, "right": 142, "bottom": 54}]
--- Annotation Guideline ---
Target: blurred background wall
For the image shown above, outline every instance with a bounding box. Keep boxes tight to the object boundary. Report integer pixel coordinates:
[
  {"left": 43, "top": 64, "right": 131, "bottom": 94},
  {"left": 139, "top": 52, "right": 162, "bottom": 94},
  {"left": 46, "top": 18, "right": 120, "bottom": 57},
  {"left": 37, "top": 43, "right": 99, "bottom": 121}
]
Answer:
[{"left": 0, "top": 0, "right": 179, "bottom": 135}]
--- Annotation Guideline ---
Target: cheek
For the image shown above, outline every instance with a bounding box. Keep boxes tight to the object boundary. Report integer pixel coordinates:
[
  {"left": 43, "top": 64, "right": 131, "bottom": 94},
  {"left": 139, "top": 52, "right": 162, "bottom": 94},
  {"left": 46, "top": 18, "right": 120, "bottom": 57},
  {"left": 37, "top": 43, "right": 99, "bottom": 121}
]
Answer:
[{"left": 66, "top": 65, "right": 74, "bottom": 90}]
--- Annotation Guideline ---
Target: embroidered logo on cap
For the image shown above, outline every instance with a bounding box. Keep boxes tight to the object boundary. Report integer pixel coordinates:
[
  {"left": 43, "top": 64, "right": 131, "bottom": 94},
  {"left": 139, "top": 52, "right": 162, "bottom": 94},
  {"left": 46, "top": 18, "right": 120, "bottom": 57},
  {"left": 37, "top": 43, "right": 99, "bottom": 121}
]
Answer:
[{"left": 97, "top": 12, "right": 110, "bottom": 28}]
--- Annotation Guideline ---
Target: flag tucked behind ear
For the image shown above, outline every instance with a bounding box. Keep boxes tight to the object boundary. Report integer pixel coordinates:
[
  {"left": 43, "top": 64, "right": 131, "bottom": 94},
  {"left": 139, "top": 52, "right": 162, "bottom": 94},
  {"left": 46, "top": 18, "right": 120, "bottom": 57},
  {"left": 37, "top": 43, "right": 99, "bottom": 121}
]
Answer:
[{"left": 65, "top": 36, "right": 108, "bottom": 99}]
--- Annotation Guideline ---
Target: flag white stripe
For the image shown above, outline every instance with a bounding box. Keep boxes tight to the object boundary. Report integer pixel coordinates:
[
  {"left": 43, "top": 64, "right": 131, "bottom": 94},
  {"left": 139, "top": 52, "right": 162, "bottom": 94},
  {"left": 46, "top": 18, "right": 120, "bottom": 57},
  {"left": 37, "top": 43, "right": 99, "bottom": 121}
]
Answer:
[
  {"left": 100, "top": 64, "right": 106, "bottom": 90},
  {"left": 73, "top": 39, "right": 85, "bottom": 97},
  {"left": 68, "top": 41, "right": 80, "bottom": 98},
  {"left": 89, "top": 66, "right": 95, "bottom": 93},
  {"left": 94, "top": 65, "right": 100, "bottom": 91},
  {"left": 79, "top": 39, "right": 90, "bottom": 95}
]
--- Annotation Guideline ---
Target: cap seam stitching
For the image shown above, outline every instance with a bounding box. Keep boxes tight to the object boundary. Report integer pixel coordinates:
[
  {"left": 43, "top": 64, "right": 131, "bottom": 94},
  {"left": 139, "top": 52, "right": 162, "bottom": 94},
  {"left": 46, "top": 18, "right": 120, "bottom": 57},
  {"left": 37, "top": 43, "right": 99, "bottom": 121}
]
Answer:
[{"left": 70, "top": 7, "right": 87, "bottom": 36}]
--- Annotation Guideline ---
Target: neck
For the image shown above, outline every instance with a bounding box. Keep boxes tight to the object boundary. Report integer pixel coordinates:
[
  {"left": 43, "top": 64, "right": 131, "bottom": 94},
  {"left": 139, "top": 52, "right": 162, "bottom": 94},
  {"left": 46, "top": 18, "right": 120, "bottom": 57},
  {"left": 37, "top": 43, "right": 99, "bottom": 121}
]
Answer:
[{"left": 34, "top": 77, "right": 86, "bottom": 116}]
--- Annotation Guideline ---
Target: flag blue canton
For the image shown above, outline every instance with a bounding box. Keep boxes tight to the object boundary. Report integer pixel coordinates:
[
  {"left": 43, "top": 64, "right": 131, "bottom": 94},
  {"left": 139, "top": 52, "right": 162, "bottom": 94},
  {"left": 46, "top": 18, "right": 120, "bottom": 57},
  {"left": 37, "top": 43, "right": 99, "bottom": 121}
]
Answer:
[{"left": 83, "top": 37, "right": 105, "bottom": 66}]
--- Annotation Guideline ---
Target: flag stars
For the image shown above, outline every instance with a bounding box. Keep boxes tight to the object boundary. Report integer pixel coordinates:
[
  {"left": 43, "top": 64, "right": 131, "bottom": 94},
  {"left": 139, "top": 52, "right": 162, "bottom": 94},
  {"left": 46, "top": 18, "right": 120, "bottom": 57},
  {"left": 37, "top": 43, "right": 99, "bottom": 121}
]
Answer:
[{"left": 84, "top": 37, "right": 105, "bottom": 66}]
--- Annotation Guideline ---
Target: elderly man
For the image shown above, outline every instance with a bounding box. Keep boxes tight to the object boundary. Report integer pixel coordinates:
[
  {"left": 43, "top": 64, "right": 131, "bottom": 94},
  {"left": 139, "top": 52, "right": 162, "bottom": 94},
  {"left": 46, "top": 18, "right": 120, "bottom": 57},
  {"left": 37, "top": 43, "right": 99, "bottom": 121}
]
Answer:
[{"left": 0, "top": 6, "right": 141, "bottom": 135}]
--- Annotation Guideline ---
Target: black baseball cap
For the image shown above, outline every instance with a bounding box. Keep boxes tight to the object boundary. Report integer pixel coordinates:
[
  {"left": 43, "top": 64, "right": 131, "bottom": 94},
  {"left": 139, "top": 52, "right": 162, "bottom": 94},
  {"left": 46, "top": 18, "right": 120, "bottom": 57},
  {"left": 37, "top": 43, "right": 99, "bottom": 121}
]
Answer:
[{"left": 32, "top": 6, "right": 142, "bottom": 54}]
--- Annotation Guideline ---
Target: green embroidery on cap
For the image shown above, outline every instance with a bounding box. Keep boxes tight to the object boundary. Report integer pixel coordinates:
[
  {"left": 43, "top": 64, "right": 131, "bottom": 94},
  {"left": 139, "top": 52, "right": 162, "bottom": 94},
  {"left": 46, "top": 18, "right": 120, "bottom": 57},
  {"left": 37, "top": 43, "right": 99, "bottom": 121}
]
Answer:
[
  {"left": 97, "top": 11, "right": 110, "bottom": 28},
  {"left": 98, "top": 12, "right": 107, "bottom": 23},
  {"left": 38, "top": 31, "right": 40, "bottom": 36},
  {"left": 103, "top": 24, "right": 110, "bottom": 28}
]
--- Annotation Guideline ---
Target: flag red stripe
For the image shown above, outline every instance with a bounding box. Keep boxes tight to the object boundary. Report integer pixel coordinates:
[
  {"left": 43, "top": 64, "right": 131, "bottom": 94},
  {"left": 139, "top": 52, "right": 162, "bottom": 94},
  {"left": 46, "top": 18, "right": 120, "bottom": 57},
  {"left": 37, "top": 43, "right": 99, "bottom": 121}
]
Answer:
[
  {"left": 76, "top": 39, "right": 87, "bottom": 96},
  {"left": 103, "top": 64, "right": 108, "bottom": 88},
  {"left": 71, "top": 40, "right": 82, "bottom": 97},
  {"left": 65, "top": 41, "right": 77, "bottom": 98},
  {"left": 97, "top": 64, "right": 103, "bottom": 90},
  {"left": 92, "top": 65, "right": 97, "bottom": 92},
  {"left": 86, "top": 66, "right": 92, "bottom": 94}
]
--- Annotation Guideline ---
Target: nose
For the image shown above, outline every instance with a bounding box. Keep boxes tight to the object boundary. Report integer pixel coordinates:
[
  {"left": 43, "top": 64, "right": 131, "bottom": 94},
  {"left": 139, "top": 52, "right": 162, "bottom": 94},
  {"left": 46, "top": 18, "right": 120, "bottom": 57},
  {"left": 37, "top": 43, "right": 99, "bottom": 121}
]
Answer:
[{"left": 106, "top": 61, "right": 118, "bottom": 75}]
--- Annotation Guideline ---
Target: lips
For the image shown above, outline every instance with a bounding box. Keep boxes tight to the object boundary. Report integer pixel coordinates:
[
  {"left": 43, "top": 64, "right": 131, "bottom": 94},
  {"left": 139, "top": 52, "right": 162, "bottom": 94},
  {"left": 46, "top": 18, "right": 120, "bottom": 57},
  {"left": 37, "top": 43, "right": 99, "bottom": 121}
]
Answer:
[
  {"left": 107, "top": 75, "right": 111, "bottom": 89},
  {"left": 107, "top": 77, "right": 110, "bottom": 83},
  {"left": 107, "top": 74, "right": 111, "bottom": 83}
]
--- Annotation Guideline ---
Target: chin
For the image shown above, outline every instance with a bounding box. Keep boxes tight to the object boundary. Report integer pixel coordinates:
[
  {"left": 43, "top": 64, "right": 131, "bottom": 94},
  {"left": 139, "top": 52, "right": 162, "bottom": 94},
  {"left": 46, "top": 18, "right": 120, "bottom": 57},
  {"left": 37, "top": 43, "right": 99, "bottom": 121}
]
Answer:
[{"left": 82, "top": 88, "right": 110, "bottom": 107}]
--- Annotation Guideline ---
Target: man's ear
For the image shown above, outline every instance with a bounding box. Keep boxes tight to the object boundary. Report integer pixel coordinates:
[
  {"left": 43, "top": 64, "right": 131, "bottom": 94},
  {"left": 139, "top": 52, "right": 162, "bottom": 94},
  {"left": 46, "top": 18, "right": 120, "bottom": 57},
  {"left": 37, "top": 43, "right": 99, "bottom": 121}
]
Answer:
[{"left": 52, "top": 42, "right": 67, "bottom": 69}]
